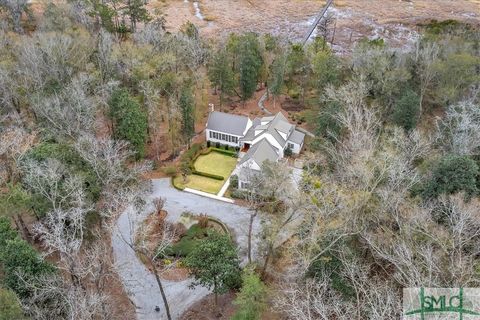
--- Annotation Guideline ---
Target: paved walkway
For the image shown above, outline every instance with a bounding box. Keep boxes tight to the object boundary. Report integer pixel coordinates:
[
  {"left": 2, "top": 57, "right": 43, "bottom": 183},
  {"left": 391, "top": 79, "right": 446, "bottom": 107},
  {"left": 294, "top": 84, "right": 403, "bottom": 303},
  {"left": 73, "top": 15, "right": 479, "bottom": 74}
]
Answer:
[
  {"left": 216, "top": 177, "right": 231, "bottom": 198},
  {"left": 184, "top": 187, "right": 233, "bottom": 203},
  {"left": 112, "top": 179, "right": 259, "bottom": 320}
]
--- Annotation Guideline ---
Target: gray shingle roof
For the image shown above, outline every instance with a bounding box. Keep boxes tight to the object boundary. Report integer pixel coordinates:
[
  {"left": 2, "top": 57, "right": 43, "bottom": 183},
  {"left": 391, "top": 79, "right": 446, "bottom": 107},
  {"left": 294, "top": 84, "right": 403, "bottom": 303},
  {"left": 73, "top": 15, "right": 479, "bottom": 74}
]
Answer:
[
  {"left": 288, "top": 130, "right": 305, "bottom": 144},
  {"left": 239, "top": 138, "right": 279, "bottom": 168},
  {"left": 206, "top": 111, "right": 250, "bottom": 136},
  {"left": 240, "top": 118, "right": 261, "bottom": 142},
  {"left": 264, "top": 113, "right": 293, "bottom": 147}
]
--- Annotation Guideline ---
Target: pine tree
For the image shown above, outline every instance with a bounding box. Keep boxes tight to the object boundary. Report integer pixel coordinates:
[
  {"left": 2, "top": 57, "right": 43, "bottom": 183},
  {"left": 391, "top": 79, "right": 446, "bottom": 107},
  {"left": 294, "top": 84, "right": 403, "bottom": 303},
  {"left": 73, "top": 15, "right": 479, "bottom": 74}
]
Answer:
[
  {"left": 179, "top": 85, "right": 195, "bottom": 148},
  {"left": 208, "top": 49, "right": 235, "bottom": 108},
  {"left": 238, "top": 33, "right": 263, "bottom": 105}
]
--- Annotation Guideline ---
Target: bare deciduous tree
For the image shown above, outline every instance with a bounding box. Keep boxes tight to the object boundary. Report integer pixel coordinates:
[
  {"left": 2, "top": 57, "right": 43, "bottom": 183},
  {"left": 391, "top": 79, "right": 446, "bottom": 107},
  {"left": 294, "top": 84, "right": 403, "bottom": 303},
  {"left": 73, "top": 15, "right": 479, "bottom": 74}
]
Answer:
[
  {"left": 415, "top": 40, "right": 440, "bottom": 114},
  {"left": 437, "top": 99, "right": 480, "bottom": 156},
  {"left": 33, "top": 75, "right": 96, "bottom": 139}
]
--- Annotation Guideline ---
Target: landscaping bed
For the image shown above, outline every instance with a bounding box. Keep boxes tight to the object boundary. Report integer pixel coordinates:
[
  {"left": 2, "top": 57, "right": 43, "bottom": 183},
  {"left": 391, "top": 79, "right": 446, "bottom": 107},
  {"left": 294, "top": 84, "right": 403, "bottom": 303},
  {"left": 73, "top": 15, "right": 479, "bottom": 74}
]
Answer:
[{"left": 164, "top": 217, "right": 230, "bottom": 258}]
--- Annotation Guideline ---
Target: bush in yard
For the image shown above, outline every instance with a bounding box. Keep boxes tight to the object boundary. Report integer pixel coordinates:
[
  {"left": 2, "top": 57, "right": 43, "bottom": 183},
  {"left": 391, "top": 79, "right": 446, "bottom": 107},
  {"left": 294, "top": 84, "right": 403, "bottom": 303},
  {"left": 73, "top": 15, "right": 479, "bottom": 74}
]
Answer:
[
  {"left": 421, "top": 154, "right": 479, "bottom": 199},
  {"left": 216, "top": 142, "right": 220, "bottom": 148},
  {"left": 284, "top": 147, "right": 293, "bottom": 157},
  {"left": 185, "top": 230, "right": 241, "bottom": 306},
  {"left": 163, "top": 166, "right": 177, "bottom": 177},
  {"left": 207, "top": 141, "right": 211, "bottom": 148},
  {"left": 230, "top": 174, "right": 239, "bottom": 189}
]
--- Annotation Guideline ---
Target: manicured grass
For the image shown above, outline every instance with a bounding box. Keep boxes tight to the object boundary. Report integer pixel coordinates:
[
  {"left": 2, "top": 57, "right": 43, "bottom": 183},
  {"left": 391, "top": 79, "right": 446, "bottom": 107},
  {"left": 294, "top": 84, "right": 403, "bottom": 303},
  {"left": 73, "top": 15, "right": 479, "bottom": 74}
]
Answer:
[
  {"left": 194, "top": 151, "right": 237, "bottom": 179},
  {"left": 184, "top": 174, "right": 225, "bottom": 194}
]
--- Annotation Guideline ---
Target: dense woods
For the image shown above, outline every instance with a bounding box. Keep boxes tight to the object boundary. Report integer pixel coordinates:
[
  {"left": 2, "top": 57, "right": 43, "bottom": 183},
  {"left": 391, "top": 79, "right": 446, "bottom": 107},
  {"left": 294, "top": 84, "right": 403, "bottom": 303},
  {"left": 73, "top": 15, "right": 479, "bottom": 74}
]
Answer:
[{"left": 0, "top": 1, "right": 479, "bottom": 319}]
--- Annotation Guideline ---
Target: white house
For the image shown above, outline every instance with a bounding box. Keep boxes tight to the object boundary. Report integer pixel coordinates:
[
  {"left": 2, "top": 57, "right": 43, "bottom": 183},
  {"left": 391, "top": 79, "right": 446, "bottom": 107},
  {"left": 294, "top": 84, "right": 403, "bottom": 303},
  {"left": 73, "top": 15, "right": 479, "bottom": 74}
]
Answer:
[
  {"left": 205, "top": 112, "right": 252, "bottom": 148},
  {"left": 205, "top": 111, "right": 305, "bottom": 189}
]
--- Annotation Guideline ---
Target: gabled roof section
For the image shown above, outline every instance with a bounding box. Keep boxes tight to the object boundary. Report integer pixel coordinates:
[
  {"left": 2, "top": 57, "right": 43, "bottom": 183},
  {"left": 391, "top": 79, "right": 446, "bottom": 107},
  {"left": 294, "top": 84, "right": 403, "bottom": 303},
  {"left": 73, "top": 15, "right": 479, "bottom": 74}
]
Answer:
[
  {"left": 239, "top": 138, "right": 279, "bottom": 167},
  {"left": 263, "top": 112, "right": 293, "bottom": 147},
  {"left": 288, "top": 129, "right": 305, "bottom": 144},
  {"left": 206, "top": 111, "right": 250, "bottom": 136},
  {"left": 240, "top": 118, "right": 261, "bottom": 142}
]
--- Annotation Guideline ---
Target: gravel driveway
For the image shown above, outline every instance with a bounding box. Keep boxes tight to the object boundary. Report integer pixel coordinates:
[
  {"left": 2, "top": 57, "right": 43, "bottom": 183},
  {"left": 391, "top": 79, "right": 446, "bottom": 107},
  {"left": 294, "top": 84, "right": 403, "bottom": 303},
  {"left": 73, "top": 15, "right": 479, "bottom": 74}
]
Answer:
[{"left": 112, "top": 178, "right": 259, "bottom": 320}]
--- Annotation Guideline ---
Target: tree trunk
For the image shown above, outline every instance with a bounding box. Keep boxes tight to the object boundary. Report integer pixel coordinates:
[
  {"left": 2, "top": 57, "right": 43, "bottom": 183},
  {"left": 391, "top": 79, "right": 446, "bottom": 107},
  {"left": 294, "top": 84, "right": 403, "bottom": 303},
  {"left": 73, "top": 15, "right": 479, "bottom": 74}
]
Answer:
[
  {"left": 14, "top": 215, "right": 31, "bottom": 243},
  {"left": 149, "top": 257, "right": 172, "bottom": 320},
  {"left": 261, "top": 245, "right": 273, "bottom": 279},
  {"left": 214, "top": 277, "right": 218, "bottom": 307},
  {"left": 247, "top": 211, "right": 257, "bottom": 264}
]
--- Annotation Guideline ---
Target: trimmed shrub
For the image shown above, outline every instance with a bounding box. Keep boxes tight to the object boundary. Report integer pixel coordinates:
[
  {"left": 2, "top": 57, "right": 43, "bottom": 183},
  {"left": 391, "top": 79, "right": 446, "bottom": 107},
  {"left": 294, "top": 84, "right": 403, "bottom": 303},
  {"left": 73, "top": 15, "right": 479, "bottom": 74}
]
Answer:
[
  {"left": 284, "top": 147, "right": 293, "bottom": 157},
  {"left": 172, "top": 177, "right": 186, "bottom": 191},
  {"left": 163, "top": 166, "right": 177, "bottom": 177},
  {"left": 212, "top": 148, "right": 237, "bottom": 157},
  {"left": 192, "top": 171, "right": 224, "bottom": 180}
]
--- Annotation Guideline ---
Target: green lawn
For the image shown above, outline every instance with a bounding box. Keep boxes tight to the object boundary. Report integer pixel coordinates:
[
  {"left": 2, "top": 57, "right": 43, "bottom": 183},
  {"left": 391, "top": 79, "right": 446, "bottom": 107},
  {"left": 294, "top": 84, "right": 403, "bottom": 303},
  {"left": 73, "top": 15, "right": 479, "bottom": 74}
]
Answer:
[
  {"left": 174, "top": 151, "right": 238, "bottom": 195},
  {"left": 194, "top": 151, "right": 237, "bottom": 178},
  {"left": 182, "top": 174, "right": 226, "bottom": 194}
]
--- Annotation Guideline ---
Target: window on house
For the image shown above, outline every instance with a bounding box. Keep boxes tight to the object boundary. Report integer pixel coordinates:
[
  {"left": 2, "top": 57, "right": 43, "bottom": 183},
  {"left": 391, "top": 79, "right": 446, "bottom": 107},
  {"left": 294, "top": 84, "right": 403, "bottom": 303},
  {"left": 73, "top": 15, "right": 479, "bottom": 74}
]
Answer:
[
  {"left": 288, "top": 143, "right": 294, "bottom": 149},
  {"left": 241, "top": 182, "right": 250, "bottom": 189}
]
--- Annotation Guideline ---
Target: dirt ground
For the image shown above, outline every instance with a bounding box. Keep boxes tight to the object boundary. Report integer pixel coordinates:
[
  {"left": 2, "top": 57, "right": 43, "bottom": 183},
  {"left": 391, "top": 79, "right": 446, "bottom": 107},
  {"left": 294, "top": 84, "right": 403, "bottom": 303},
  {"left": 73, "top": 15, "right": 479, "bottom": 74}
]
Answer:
[
  {"left": 156, "top": 0, "right": 480, "bottom": 52},
  {"left": 179, "top": 292, "right": 237, "bottom": 320}
]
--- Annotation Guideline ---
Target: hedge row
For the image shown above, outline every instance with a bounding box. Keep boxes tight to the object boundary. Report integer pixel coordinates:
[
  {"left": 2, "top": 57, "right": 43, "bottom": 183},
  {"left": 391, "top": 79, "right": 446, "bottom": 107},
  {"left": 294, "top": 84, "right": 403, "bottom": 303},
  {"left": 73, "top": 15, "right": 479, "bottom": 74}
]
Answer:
[
  {"left": 192, "top": 170, "right": 224, "bottom": 180},
  {"left": 172, "top": 177, "right": 185, "bottom": 191},
  {"left": 211, "top": 147, "right": 237, "bottom": 157}
]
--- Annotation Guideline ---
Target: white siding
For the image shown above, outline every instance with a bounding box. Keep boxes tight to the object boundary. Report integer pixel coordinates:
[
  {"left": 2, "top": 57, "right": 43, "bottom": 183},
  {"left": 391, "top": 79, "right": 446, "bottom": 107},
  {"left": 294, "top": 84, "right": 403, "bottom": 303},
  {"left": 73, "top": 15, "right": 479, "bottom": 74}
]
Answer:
[
  {"left": 206, "top": 129, "right": 241, "bottom": 147},
  {"left": 237, "top": 160, "right": 261, "bottom": 190},
  {"left": 277, "top": 130, "right": 288, "bottom": 141},
  {"left": 243, "top": 119, "right": 253, "bottom": 135},
  {"left": 286, "top": 140, "right": 302, "bottom": 154}
]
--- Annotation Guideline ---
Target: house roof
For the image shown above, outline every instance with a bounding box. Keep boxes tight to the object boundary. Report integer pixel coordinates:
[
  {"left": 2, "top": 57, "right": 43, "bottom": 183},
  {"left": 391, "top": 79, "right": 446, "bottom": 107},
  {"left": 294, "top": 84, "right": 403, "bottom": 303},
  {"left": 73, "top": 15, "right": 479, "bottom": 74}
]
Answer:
[
  {"left": 239, "top": 138, "right": 279, "bottom": 168},
  {"left": 240, "top": 118, "right": 261, "bottom": 142},
  {"left": 239, "top": 112, "right": 297, "bottom": 148},
  {"left": 263, "top": 113, "right": 293, "bottom": 147},
  {"left": 206, "top": 111, "right": 250, "bottom": 136},
  {"left": 288, "top": 129, "right": 305, "bottom": 144}
]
